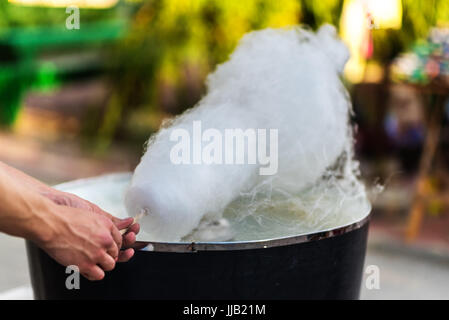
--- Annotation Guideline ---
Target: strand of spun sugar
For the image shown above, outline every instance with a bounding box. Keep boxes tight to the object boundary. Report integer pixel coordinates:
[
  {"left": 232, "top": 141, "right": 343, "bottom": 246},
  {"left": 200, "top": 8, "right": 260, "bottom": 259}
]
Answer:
[{"left": 120, "top": 210, "right": 146, "bottom": 235}]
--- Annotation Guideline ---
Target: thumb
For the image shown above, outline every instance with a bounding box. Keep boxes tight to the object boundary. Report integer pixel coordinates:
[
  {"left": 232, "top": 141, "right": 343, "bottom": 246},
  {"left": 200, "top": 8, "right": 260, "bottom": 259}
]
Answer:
[{"left": 115, "top": 217, "right": 135, "bottom": 231}]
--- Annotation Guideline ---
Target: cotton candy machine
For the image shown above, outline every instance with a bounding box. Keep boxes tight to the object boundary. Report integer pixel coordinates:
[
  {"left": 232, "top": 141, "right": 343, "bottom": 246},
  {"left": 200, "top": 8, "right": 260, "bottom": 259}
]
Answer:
[{"left": 26, "top": 173, "right": 370, "bottom": 300}]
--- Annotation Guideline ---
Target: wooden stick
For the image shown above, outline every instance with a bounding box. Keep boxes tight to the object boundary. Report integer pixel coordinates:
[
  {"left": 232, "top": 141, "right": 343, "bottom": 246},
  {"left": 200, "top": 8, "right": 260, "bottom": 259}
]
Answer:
[{"left": 120, "top": 211, "right": 146, "bottom": 235}]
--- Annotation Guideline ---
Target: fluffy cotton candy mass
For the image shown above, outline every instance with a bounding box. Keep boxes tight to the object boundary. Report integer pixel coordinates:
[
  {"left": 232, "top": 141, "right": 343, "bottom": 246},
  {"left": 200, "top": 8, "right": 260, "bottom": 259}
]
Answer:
[{"left": 125, "top": 24, "right": 368, "bottom": 242}]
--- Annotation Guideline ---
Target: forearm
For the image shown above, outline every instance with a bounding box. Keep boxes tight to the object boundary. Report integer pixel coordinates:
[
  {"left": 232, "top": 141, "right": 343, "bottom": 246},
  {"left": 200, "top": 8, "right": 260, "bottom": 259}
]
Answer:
[
  {"left": 0, "top": 162, "right": 136, "bottom": 279},
  {"left": 0, "top": 169, "right": 56, "bottom": 243}
]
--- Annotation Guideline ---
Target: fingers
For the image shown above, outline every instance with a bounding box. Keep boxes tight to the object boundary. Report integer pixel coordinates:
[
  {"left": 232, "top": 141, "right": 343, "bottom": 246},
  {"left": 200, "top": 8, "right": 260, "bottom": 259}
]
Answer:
[
  {"left": 110, "top": 225, "right": 123, "bottom": 251},
  {"left": 83, "top": 249, "right": 117, "bottom": 281},
  {"left": 115, "top": 217, "right": 135, "bottom": 231},
  {"left": 118, "top": 248, "right": 135, "bottom": 262},
  {"left": 82, "top": 251, "right": 117, "bottom": 280},
  {"left": 55, "top": 205, "right": 136, "bottom": 282},
  {"left": 82, "top": 265, "right": 105, "bottom": 281},
  {"left": 84, "top": 248, "right": 134, "bottom": 281},
  {"left": 106, "top": 238, "right": 119, "bottom": 261},
  {"left": 98, "top": 253, "right": 116, "bottom": 272},
  {"left": 127, "top": 222, "right": 140, "bottom": 235},
  {"left": 109, "top": 215, "right": 123, "bottom": 226},
  {"left": 118, "top": 220, "right": 140, "bottom": 248},
  {"left": 122, "top": 232, "right": 136, "bottom": 248}
]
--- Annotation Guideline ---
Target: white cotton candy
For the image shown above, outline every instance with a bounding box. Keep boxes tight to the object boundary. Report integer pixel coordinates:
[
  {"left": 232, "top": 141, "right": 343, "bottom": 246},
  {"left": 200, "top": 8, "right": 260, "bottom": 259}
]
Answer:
[{"left": 125, "top": 25, "right": 353, "bottom": 242}]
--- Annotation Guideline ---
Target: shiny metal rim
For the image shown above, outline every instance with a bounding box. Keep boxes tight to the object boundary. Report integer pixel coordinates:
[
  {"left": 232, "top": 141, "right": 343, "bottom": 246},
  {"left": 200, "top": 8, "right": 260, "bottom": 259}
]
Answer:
[
  {"left": 53, "top": 173, "right": 371, "bottom": 253},
  {"left": 135, "top": 214, "right": 370, "bottom": 252}
]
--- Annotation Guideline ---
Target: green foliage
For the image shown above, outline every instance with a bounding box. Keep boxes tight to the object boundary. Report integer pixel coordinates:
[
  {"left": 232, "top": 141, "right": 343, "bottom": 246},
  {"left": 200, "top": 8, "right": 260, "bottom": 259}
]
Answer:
[
  {"left": 299, "top": 0, "right": 343, "bottom": 29},
  {"left": 109, "top": 0, "right": 301, "bottom": 111},
  {"left": 0, "top": 1, "right": 118, "bottom": 31},
  {"left": 2, "top": 0, "right": 449, "bottom": 143},
  {"left": 100, "top": 0, "right": 449, "bottom": 146},
  {"left": 372, "top": 0, "right": 449, "bottom": 63}
]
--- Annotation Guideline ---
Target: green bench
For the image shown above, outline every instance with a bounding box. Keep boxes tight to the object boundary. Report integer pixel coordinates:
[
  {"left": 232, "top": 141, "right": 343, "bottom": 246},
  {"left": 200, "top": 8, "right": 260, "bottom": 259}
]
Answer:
[{"left": 0, "top": 19, "right": 127, "bottom": 126}]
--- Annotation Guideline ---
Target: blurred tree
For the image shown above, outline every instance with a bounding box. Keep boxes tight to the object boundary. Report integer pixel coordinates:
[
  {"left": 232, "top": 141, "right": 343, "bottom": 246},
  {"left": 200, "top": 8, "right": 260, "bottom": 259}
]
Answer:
[
  {"left": 99, "top": 0, "right": 301, "bottom": 148},
  {"left": 2, "top": 0, "right": 449, "bottom": 149},
  {"left": 0, "top": 1, "right": 117, "bottom": 30},
  {"left": 372, "top": 0, "right": 449, "bottom": 64},
  {"left": 98, "top": 0, "right": 449, "bottom": 148},
  {"left": 299, "top": 0, "right": 343, "bottom": 29}
]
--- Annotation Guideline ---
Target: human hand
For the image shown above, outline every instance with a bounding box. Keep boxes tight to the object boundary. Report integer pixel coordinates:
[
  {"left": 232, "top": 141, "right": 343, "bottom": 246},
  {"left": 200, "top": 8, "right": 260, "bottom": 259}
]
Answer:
[
  {"left": 37, "top": 203, "right": 125, "bottom": 281},
  {"left": 42, "top": 190, "right": 140, "bottom": 262},
  {"left": 0, "top": 162, "right": 139, "bottom": 280}
]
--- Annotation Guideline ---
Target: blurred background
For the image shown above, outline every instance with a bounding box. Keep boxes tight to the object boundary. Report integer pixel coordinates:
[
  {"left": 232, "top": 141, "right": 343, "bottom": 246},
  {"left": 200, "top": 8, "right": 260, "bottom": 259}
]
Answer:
[{"left": 1, "top": 0, "right": 449, "bottom": 299}]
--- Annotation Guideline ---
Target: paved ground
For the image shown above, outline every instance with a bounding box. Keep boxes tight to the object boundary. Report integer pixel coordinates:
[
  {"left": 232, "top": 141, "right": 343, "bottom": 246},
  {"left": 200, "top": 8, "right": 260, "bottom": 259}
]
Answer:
[
  {"left": 0, "top": 233, "right": 32, "bottom": 299},
  {"left": 1, "top": 230, "right": 449, "bottom": 300},
  {"left": 361, "top": 245, "right": 449, "bottom": 299}
]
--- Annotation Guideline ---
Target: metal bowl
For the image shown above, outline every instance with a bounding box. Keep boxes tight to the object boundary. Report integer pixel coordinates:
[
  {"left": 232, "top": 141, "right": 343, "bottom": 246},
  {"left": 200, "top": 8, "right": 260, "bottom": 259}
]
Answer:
[{"left": 26, "top": 173, "right": 370, "bottom": 300}]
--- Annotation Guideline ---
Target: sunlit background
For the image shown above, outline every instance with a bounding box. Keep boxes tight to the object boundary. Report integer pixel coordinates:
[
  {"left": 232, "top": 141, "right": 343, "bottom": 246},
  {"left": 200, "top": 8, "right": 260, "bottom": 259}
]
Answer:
[{"left": 1, "top": 0, "right": 449, "bottom": 299}]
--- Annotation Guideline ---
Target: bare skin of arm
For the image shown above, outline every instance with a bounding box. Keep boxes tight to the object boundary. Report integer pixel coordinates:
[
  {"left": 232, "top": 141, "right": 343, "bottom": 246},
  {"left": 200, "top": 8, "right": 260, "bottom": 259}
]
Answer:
[
  {"left": 0, "top": 162, "right": 140, "bottom": 250},
  {"left": 0, "top": 162, "right": 140, "bottom": 280}
]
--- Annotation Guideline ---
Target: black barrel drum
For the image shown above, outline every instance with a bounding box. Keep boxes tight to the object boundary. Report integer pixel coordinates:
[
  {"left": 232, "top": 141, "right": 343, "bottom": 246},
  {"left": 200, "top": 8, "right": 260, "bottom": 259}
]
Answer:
[{"left": 26, "top": 216, "right": 369, "bottom": 300}]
